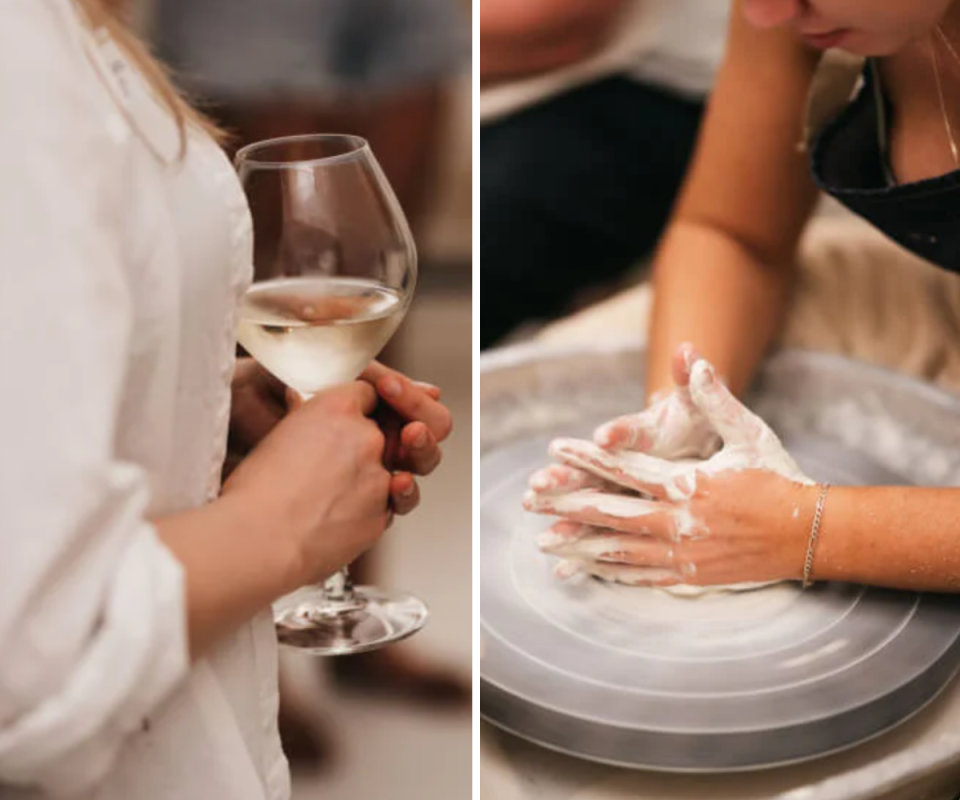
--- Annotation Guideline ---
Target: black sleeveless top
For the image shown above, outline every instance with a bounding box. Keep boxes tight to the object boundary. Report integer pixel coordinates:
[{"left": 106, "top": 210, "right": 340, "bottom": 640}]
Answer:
[{"left": 810, "top": 63, "right": 960, "bottom": 274}]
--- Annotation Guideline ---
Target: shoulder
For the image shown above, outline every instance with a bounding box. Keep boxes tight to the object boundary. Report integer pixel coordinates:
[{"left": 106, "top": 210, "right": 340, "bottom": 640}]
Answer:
[
  {"left": 0, "top": 1, "right": 126, "bottom": 132},
  {"left": 0, "top": 1, "right": 137, "bottom": 262},
  {"left": 1, "top": 0, "right": 88, "bottom": 70}
]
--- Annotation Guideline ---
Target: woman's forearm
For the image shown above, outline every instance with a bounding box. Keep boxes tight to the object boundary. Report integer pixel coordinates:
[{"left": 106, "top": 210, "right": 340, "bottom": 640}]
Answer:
[
  {"left": 155, "top": 495, "right": 302, "bottom": 660},
  {"left": 646, "top": 220, "right": 797, "bottom": 401},
  {"left": 643, "top": 6, "right": 821, "bottom": 402},
  {"left": 812, "top": 486, "right": 960, "bottom": 592}
]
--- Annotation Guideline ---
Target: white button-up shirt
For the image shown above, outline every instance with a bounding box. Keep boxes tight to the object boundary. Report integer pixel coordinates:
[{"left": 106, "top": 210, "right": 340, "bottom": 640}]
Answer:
[{"left": 0, "top": 2, "right": 288, "bottom": 797}]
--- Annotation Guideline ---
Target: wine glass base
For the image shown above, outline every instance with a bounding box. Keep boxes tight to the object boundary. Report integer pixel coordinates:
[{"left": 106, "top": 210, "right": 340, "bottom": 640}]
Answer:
[{"left": 273, "top": 585, "right": 428, "bottom": 656}]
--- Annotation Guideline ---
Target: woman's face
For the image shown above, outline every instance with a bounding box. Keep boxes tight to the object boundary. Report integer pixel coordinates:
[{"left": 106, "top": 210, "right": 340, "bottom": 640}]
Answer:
[{"left": 741, "top": 0, "right": 957, "bottom": 55}]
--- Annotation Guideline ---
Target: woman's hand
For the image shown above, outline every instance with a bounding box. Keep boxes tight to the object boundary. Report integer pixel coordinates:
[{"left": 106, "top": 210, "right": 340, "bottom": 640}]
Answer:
[
  {"left": 222, "top": 381, "right": 391, "bottom": 587},
  {"left": 360, "top": 361, "right": 454, "bottom": 516},
  {"left": 225, "top": 359, "right": 288, "bottom": 478},
  {"left": 159, "top": 368, "right": 451, "bottom": 658},
  {"left": 531, "top": 470, "right": 814, "bottom": 586},
  {"left": 525, "top": 353, "right": 817, "bottom": 587},
  {"left": 593, "top": 344, "right": 721, "bottom": 459},
  {"left": 227, "top": 358, "right": 453, "bottom": 516}
]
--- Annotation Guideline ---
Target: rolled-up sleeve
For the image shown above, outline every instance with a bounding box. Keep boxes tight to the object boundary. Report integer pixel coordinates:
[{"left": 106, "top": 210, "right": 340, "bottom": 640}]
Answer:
[{"left": 0, "top": 2, "right": 190, "bottom": 794}]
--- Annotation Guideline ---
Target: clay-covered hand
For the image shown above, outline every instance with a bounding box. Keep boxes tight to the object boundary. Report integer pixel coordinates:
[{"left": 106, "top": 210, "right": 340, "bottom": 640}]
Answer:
[
  {"left": 525, "top": 354, "right": 816, "bottom": 587},
  {"left": 531, "top": 470, "right": 814, "bottom": 587},
  {"left": 592, "top": 344, "right": 721, "bottom": 459}
]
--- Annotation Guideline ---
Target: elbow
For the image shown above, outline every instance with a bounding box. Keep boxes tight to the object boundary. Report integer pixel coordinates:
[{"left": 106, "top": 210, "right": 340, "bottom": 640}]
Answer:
[
  {"left": 0, "top": 527, "right": 189, "bottom": 795},
  {"left": 667, "top": 214, "right": 804, "bottom": 276}
]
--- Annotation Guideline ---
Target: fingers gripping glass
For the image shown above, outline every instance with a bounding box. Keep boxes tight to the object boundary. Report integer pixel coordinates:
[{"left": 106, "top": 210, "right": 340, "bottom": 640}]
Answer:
[{"left": 235, "top": 134, "right": 427, "bottom": 655}]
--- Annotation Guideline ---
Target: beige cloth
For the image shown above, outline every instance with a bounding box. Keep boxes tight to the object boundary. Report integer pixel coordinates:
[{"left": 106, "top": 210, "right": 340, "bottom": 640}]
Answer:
[
  {"left": 482, "top": 211, "right": 960, "bottom": 799},
  {"left": 540, "top": 211, "right": 960, "bottom": 395}
]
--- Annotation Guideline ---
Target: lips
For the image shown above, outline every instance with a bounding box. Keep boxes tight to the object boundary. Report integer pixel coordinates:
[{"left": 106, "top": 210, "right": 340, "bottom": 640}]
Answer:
[{"left": 800, "top": 28, "right": 850, "bottom": 49}]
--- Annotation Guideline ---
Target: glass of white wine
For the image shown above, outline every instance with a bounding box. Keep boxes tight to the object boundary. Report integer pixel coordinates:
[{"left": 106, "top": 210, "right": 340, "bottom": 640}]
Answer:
[{"left": 235, "top": 133, "right": 428, "bottom": 656}]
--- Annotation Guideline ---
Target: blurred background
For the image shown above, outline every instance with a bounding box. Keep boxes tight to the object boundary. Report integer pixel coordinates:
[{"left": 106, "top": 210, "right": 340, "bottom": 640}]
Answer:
[
  {"left": 479, "top": 0, "right": 728, "bottom": 350},
  {"left": 131, "top": 1, "right": 472, "bottom": 797}
]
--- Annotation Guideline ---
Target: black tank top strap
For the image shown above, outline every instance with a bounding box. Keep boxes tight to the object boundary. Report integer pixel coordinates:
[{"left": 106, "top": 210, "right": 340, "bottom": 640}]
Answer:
[{"left": 808, "top": 53, "right": 960, "bottom": 274}]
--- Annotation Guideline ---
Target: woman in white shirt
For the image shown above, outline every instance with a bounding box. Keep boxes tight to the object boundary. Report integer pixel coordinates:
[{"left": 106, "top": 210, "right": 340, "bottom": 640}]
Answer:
[{"left": 0, "top": 1, "right": 452, "bottom": 798}]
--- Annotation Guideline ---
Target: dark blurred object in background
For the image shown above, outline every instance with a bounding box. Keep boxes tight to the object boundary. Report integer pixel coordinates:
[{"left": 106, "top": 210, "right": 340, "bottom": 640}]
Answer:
[
  {"left": 480, "top": 0, "right": 730, "bottom": 349},
  {"left": 152, "top": 0, "right": 468, "bottom": 236}
]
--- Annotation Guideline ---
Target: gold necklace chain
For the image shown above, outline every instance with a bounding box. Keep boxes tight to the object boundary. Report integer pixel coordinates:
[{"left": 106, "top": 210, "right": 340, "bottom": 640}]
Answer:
[
  {"left": 937, "top": 23, "right": 960, "bottom": 68},
  {"left": 933, "top": 25, "right": 960, "bottom": 169}
]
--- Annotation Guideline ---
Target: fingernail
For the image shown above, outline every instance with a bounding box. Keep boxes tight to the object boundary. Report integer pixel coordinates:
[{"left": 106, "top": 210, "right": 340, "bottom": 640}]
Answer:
[
  {"left": 554, "top": 560, "right": 581, "bottom": 580},
  {"left": 537, "top": 531, "right": 563, "bottom": 549},
  {"left": 547, "top": 439, "right": 571, "bottom": 458},
  {"left": 691, "top": 361, "right": 713, "bottom": 389},
  {"left": 401, "top": 482, "right": 415, "bottom": 497},
  {"left": 530, "top": 476, "right": 549, "bottom": 491},
  {"left": 594, "top": 424, "right": 615, "bottom": 448},
  {"left": 382, "top": 378, "right": 402, "bottom": 398},
  {"left": 414, "top": 429, "right": 428, "bottom": 448}
]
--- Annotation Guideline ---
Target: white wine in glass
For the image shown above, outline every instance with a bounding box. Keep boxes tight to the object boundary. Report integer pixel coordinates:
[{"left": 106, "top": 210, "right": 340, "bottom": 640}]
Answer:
[
  {"left": 235, "top": 134, "right": 427, "bottom": 656},
  {"left": 238, "top": 277, "right": 404, "bottom": 394}
]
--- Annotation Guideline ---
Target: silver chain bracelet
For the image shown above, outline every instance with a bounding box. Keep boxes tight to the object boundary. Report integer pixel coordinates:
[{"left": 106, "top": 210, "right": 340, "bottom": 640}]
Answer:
[{"left": 802, "top": 484, "right": 830, "bottom": 588}]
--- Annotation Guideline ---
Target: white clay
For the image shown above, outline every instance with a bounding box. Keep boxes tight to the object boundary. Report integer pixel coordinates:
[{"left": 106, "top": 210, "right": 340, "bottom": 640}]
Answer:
[
  {"left": 525, "top": 487, "right": 660, "bottom": 520},
  {"left": 528, "top": 355, "right": 815, "bottom": 596}
]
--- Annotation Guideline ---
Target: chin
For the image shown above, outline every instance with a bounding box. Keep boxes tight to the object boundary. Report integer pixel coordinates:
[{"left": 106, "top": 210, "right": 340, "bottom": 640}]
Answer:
[{"left": 837, "top": 32, "right": 916, "bottom": 57}]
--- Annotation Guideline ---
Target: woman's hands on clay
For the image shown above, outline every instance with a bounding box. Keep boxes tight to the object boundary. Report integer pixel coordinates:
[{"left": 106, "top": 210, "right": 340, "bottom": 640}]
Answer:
[
  {"left": 525, "top": 347, "right": 817, "bottom": 588},
  {"left": 227, "top": 358, "right": 452, "bottom": 516},
  {"left": 593, "top": 344, "right": 721, "bottom": 459},
  {"left": 530, "top": 469, "right": 813, "bottom": 587}
]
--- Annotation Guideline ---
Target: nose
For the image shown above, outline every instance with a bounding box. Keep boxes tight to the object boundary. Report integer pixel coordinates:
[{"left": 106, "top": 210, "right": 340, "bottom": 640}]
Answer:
[{"left": 742, "top": 0, "right": 804, "bottom": 29}]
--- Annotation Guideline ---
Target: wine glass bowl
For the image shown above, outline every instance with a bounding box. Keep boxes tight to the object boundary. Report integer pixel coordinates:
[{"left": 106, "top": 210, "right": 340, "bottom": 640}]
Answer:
[
  {"left": 236, "top": 134, "right": 415, "bottom": 396},
  {"left": 235, "top": 134, "right": 427, "bottom": 655}
]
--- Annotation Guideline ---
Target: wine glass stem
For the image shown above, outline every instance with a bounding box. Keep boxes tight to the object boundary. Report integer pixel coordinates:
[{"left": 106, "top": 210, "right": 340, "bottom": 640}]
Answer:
[
  {"left": 298, "top": 395, "right": 364, "bottom": 616},
  {"left": 324, "top": 567, "right": 354, "bottom": 602},
  {"left": 317, "top": 567, "right": 364, "bottom": 615}
]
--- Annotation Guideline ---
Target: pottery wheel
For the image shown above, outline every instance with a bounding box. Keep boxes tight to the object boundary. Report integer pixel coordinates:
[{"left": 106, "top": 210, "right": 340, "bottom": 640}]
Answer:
[{"left": 479, "top": 344, "right": 960, "bottom": 772}]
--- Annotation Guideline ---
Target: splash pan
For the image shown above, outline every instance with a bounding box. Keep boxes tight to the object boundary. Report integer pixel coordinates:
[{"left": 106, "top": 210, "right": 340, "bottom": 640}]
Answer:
[{"left": 479, "top": 344, "right": 960, "bottom": 771}]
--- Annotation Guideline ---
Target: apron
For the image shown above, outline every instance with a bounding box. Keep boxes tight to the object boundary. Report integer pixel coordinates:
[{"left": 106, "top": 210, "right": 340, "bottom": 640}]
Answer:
[{"left": 806, "top": 51, "right": 960, "bottom": 274}]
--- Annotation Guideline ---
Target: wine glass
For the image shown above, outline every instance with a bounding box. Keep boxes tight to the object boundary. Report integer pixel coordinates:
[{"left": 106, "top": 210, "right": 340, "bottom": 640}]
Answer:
[{"left": 235, "top": 133, "right": 428, "bottom": 655}]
